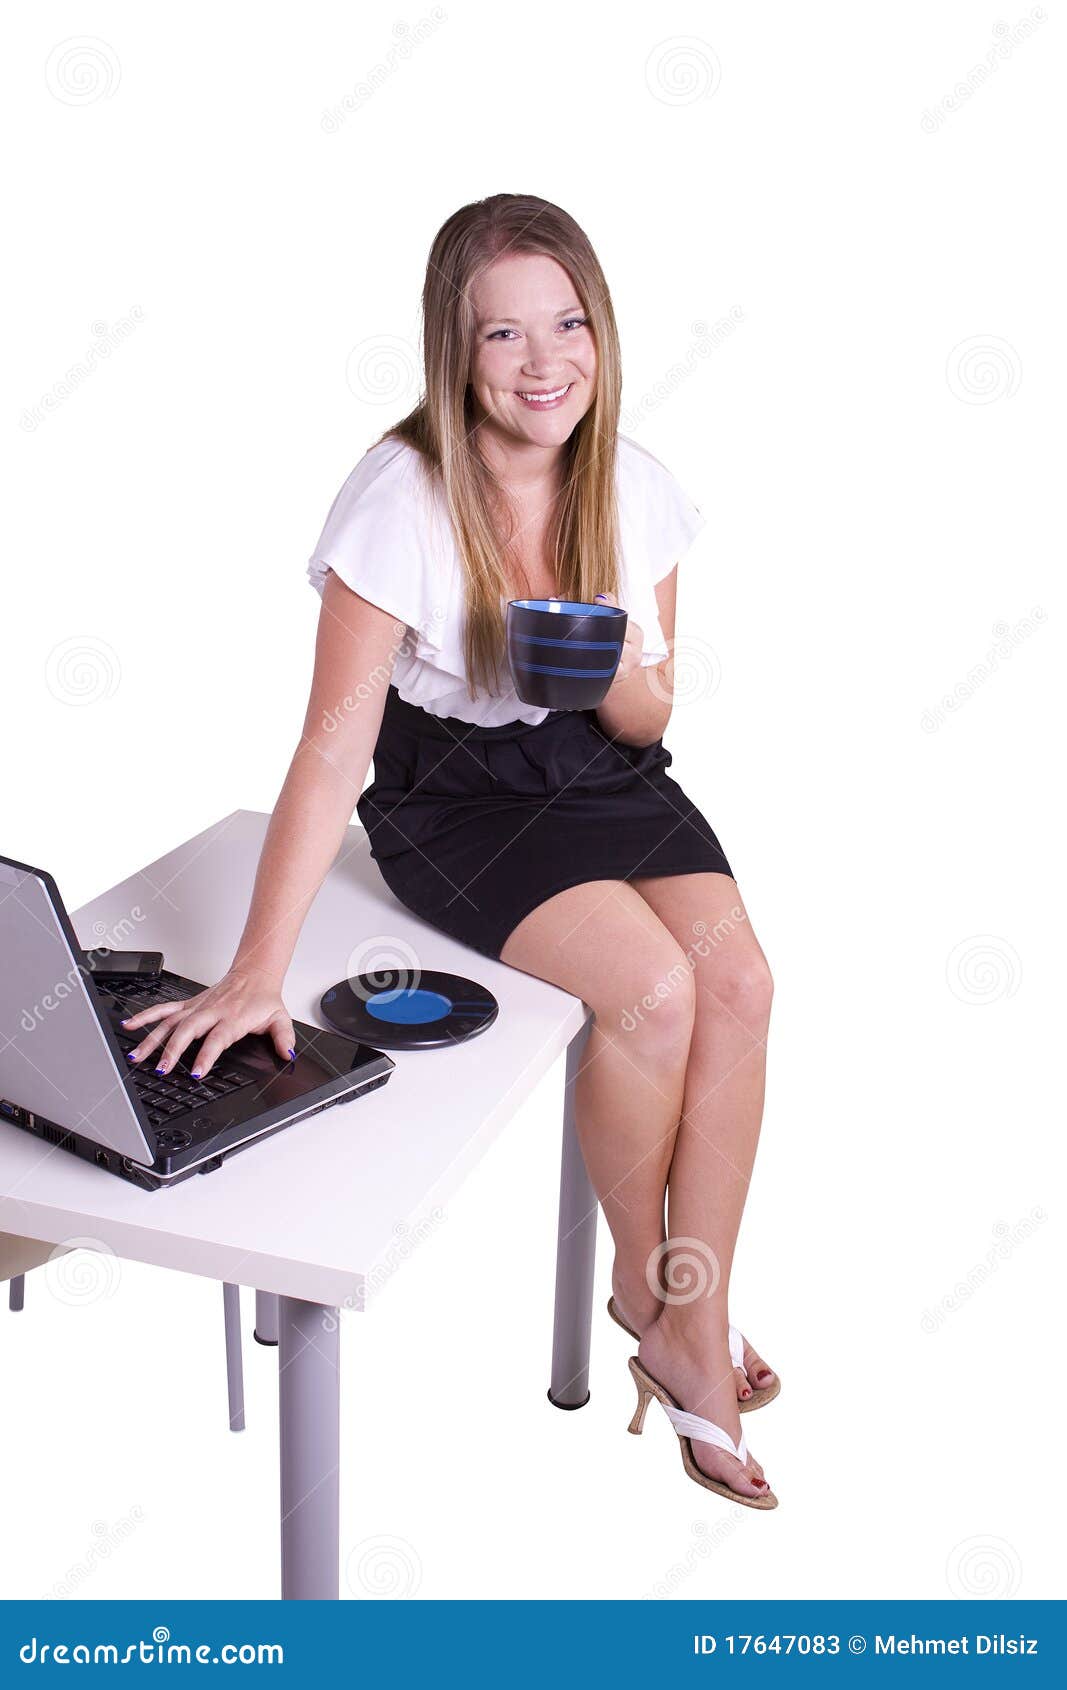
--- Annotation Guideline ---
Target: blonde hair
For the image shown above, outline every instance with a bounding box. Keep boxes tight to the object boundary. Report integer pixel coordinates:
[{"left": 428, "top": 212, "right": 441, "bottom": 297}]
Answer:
[{"left": 378, "top": 193, "right": 622, "bottom": 699}]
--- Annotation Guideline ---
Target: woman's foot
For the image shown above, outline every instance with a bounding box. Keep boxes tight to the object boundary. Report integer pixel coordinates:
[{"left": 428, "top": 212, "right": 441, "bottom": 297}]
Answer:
[
  {"left": 637, "top": 1306, "right": 771, "bottom": 1500},
  {"left": 612, "top": 1269, "right": 777, "bottom": 1408}
]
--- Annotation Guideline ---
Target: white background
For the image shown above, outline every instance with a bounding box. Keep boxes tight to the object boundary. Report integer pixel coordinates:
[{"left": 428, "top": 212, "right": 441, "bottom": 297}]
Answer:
[{"left": 1, "top": 1, "right": 1063, "bottom": 1601}]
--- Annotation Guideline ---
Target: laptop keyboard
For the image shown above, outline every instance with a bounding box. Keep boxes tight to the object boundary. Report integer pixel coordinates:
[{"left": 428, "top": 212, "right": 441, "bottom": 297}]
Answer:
[{"left": 103, "top": 977, "right": 259, "bottom": 1132}]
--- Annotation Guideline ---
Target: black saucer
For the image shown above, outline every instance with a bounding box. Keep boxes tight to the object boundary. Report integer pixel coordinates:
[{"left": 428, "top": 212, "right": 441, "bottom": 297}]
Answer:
[{"left": 318, "top": 969, "right": 499, "bottom": 1051}]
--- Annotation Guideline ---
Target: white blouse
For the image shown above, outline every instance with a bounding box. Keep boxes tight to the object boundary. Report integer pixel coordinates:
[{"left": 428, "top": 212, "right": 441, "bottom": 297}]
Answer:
[{"left": 305, "top": 432, "right": 707, "bottom": 728}]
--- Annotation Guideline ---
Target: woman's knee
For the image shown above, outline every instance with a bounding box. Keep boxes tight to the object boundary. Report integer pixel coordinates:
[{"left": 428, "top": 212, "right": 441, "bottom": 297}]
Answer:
[
  {"left": 597, "top": 944, "right": 697, "bottom": 1047},
  {"left": 695, "top": 944, "right": 774, "bottom": 1029}
]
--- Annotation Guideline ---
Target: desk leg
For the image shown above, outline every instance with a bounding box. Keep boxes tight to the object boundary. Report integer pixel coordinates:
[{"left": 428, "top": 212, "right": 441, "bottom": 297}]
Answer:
[
  {"left": 279, "top": 1295, "right": 340, "bottom": 1600},
  {"left": 8, "top": 1275, "right": 25, "bottom": 1312},
  {"left": 548, "top": 1018, "right": 597, "bottom": 1410},
  {"left": 254, "top": 1290, "right": 279, "bottom": 1346},
  {"left": 222, "top": 1283, "right": 245, "bottom": 1432}
]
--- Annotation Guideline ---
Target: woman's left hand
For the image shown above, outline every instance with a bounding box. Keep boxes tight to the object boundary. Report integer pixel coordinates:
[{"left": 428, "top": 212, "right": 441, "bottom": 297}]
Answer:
[{"left": 595, "top": 592, "right": 643, "bottom": 689}]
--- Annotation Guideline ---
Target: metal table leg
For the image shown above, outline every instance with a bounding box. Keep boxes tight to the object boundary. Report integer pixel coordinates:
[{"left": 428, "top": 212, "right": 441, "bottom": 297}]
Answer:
[
  {"left": 254, "top": 1290, "right": 279, "bottom": 1346},
  {"left": 8, "top": 1274, "right": 25, "bottom": 1312},
  {"left": 279, "top": 1295, "right": 340, "bottom": 1600},
  {"left": 548, "top": 1017, "right": 597, "bottom": 1409},
  {"left": 222, "top": 1283, "right": 245, "bottom": 1432}
]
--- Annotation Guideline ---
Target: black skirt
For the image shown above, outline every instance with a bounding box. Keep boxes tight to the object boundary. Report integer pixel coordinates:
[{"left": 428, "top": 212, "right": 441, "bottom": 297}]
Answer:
[{"left": 356, "top": 684, "right": 734, "bottom": 961}]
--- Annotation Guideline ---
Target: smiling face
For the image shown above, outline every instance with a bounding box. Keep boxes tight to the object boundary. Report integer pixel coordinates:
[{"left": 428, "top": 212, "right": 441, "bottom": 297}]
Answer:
[{"left": 468, "top": 251, "right": 597, "bottom": 460}]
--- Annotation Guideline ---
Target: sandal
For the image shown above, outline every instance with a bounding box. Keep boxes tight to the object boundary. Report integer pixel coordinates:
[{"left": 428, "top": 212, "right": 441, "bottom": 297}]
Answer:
[
  {"left": 608, "top": 1297, "right": 780, "bottom": 1412},
  {"left": 627, "top": 1354, "right": 778, "bottom": 1509}
]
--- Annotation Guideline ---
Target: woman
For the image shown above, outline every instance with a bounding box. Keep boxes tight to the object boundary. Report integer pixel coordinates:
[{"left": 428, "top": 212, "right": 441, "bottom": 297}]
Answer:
[{"left": 121, "top": 194, "right": 779, "bottom": 1509}]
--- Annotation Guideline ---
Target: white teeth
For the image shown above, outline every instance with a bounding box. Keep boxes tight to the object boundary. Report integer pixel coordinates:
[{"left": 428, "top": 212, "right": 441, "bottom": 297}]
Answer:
[{"left": 517, "top": 384, "right": 570, "bottom": 403}]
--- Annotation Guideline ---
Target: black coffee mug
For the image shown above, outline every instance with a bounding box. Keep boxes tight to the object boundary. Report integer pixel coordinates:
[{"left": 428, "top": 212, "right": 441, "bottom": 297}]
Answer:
[{"left": 506, "top": 598, "right": 629, "bottom": 710}]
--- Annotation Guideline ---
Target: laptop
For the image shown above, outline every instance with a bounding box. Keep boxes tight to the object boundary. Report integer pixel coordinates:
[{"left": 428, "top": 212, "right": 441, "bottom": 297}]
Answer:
[{"left": 0, "top": 852, "right": 395, "bottom": 1189}]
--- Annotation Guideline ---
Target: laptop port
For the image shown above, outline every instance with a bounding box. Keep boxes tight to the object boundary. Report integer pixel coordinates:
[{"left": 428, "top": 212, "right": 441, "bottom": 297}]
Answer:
[
  {"left": 95, "top": 1149, "right": 111, "bottom": 1169},
  {"left": 1, "top": 1099, "right": 25, "bottom": 1124}
]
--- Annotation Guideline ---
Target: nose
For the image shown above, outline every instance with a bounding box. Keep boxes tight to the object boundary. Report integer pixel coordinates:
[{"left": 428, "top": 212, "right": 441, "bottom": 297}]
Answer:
[{"left": 521, "top": 327, "right": 567, "bottom": 378}]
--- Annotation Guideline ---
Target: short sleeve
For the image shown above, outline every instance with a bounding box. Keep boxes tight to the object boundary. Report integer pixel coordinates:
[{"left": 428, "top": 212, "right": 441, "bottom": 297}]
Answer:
[
  {"left": 305, "top": 437, "right": 451, "bottom": 651},
  {"left": 615, "top": 434, "right": 708, "bottom": 665}
]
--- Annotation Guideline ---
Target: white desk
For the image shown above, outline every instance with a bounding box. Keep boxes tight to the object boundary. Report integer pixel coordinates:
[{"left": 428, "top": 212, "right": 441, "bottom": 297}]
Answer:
[{"left": 0, "top": 810, "right": 596, "bottom": 1598}]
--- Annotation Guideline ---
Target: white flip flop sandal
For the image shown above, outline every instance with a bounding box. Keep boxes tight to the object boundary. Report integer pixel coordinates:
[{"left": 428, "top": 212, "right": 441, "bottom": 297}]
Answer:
[
  {"left": 627, "top": 1354, "right": 778, "bottom": 1509},
  {"left": 607, "top": 1297, "right": 781, "bottom": 1412}
]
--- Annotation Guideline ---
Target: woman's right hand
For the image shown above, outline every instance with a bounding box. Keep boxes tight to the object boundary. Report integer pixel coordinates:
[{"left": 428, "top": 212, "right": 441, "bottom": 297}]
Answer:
[{"left": 119, "top": 964, "right": 297, "bottom": 1082}]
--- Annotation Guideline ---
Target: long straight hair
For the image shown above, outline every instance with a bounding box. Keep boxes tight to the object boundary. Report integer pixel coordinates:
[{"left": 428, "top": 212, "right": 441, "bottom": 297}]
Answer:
[{"left": 378, "top": 193, "right": 622, "bottom": 699}]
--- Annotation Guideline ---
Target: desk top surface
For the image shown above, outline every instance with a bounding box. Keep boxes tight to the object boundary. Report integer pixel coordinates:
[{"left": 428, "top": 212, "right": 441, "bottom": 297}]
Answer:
[{"left": 0, "top": 810, "right": 587, "bottom": 1306}]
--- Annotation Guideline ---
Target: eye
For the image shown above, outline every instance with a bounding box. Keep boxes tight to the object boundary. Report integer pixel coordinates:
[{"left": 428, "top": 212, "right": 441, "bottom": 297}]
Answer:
[
  {"left": 486, "top": 328, "right": 518, "bottom": 340},
  {"left": 560, "top": 316, "right": 588, "bottom": 332}
]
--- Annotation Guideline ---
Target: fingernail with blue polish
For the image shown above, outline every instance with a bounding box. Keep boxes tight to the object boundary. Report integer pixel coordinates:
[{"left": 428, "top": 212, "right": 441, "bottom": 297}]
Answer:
[
  {"left": 191, "top": 1071, "right": 201, "bottom": 1079},
  {"left": 155, "top": 1066, "right": 166, "bottom": 1074},
  {"left": 288, "top": 1048, "right": 297, "bottom": 1061}
]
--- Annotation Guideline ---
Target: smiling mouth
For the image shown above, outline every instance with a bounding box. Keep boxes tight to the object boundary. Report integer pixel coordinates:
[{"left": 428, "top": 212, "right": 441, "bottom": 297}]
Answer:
[{"left": 515, "top": 383, "right": 573, "bottom": 407}]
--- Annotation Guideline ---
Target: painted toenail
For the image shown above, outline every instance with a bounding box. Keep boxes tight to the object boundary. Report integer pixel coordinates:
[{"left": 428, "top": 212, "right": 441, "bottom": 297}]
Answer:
[
  {"left": 740, "top": 1388, "right": 752, "bottom": 1398},
  {"left": 757, "top": 1369, "right": 772, "bottom": 1381}
]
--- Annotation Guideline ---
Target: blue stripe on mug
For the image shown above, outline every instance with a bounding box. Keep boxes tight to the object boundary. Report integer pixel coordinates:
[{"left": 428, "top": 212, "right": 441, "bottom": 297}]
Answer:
[
  {"left": 515, "top": 660, "right": 620, "bottom": 678},
  {"left": 512, "top": 633, "right": 623, "bottom": 656}
]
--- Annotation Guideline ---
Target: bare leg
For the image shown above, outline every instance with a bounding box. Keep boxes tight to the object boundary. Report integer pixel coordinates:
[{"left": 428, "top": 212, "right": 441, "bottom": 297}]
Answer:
[
  {"left": 502, "top": 879, "right": 696, "bottom": 1339},
  {"left": 630, "top": 873, "right": 774, "bottom": 1493}
]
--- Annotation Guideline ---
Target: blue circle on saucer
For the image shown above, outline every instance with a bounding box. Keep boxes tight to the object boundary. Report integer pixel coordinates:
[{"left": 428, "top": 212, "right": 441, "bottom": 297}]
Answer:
[
  {"left": 319, "top": 969, "right": 499, "bottom": 1050},
  {"left": 366, "top": 988, "right": 451, "bottom": 1025}
]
